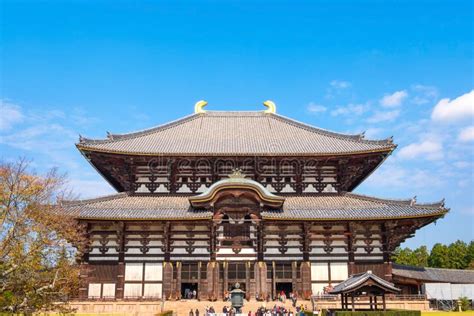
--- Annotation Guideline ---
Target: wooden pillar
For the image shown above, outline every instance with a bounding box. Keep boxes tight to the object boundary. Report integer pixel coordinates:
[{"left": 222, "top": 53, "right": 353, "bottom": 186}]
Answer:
[
  {"left": 164, "top": 222, "right": 171, "bottom": 261},
  {"left": 300, "top": 261, "right": 312, "bottom": 299},
  {"left": 78, "top": 262, "right": 89, "bottom": 300},
  {"left": 351, "top": 293, "right": 355, "bottom": 311},
  {"left": 255, "top": 261, "right": 268, "bottom": 300},
  {"left": 163, "top": 262, "right": 174, "bottom": 300},
  {"left": 341, "top": 294, "right": 345, "bottom": 310},
  {"left": 257, "top": 221, "right": 264, "bottom": 261},
  {"left": 245, "top": 261, "right": 251, "bottom": 300},
  {"left": 370, "top": 296, "right": 373, "bottom": 310},
  {"left": 206, "top": 261, "right": 218, "bottom": 301},
  {"left": 292, "top": 261, "right": 297, "bottom": 296},
  {"left": 272, "top": 261, "right": 276, "bottom": 300},
  {"left": 116, "top": 221, "right": 125, "bottom": 299},
  {"left": 382, "top": 294, "right": 386, "bottom": 311},
  {"left": 374, "top": 295, "right": 378, "bottom": 310},
  {"left": 223, "top": 261, "right": 228, "bottom": 293},
  {"left": 303, "top": 223, "right": 311, "bottom": 261},
  {"left": 197, "top": 261, "right": 202, "bottom": 300},
  {"left": 210, "top": 223, "right": 217, "bottom": 261},
  {"left": 347, "top": 223, "right": 355, "bottom": 276},
  {"left": 176, "top": 262, "right": 182, "bottom": 299},
  {"left": 78, "top": 222, "right": 91, "bottom": 300},
  {"left": 381, "top": 223, "right": 393, "bottom": 281}
]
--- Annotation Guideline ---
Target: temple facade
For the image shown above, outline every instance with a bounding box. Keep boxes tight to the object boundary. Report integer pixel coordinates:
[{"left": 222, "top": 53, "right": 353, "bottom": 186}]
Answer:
[{"left": 65, "top": 101, "right": 447, "bottom": 301}]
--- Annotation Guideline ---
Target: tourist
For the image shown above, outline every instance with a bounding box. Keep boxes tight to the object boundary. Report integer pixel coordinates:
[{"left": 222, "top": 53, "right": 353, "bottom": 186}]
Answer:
[
  {"left": 189, "top": 309, "right": 194, "bottom": 316},
  {"left": 195, "top": 308, "right": 199, "bottom": 316},
  {"left": 193, "top": 289, "right": 197, "bottom": 299},
  {"left": 291, "top": 293, "right": 297, "bottom": 308},
  {"left": 223, "top": 305, "right": 228, "bottom": 314},
  {"left": 208, "top": 306, "right": 215, "bottom": 315}
]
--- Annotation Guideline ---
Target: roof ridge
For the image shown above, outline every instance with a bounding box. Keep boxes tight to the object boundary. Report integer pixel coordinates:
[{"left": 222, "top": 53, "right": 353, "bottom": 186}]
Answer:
[
  {"left": 63, "top": 192, "right": 129, "bottom": 206},
  {"left": 345, "top": 192, "right": 413, "bottom": 205},
  {"left": 77, "top": 110, "right": 397, "bottom": 148},
  {"left": 393, "top": 263, "right": 474, "bottom": 273},
  {"left": 345, "top": 192, "right": 444, "bottom": 208},
  {"left": 77, "top": 113, "right": 200, "bottom": 145},
  {"left": 271, "top": 113, "right": 395, "bottom": 146}
]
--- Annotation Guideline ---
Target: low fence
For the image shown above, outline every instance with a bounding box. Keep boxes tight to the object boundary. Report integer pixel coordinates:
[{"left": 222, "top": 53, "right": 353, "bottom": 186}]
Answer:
[{"left": 310, "top": 295, "right": 429, "bottom": 311}]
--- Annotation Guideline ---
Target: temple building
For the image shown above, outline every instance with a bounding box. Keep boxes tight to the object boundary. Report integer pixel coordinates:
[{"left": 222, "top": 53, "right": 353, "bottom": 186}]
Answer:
[{"left": 65, "top": 101, "right": 448, "bottom": 301}]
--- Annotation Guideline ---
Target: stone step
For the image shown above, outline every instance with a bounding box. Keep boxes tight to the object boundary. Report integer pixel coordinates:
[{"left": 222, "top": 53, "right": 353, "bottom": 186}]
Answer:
[{"left": 163, "top": 299, "right": 312, "bottom": 316}]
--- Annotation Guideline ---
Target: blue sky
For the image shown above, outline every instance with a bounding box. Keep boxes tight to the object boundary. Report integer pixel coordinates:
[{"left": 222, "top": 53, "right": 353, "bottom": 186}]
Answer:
[{"left": 1, "top": 0, "right": 473, "bottom": 249}]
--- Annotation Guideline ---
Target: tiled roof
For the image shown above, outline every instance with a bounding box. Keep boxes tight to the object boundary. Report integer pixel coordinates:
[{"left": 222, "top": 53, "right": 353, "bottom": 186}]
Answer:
[
  {"left": 392, "top": 264, "right": 474, "bottom": 284},
  {"left": 77, "top": 111, "right": 395, "bottom": 156},
  {"left": 62, "top": 193, "right": 212, "bottom": 220},
  {"left": 262, "top": 193, "right": 446, "bottom": 220},
  {"left": 62, "top": 192, "right": 447, "bottom": 221},
  {"left": 330, "top": 271, "right": 400, "bottom": 294}
]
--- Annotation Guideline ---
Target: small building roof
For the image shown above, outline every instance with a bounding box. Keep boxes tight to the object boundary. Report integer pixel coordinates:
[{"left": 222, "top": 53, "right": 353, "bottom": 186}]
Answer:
[
  {"left": 62, "top": 192, "right": 447, "bottom": 221},
  {"left": 189, "top": 170, "right": 286, "bottom": 209},
  {"left": 77, "top": 111, "right": 395, "bottom": 156},
  {"left": 392, "top": 264, "right": 474, "bottom": 284},
  {"left": 330, "top": 271, "right": 401, "bottom": 294}
]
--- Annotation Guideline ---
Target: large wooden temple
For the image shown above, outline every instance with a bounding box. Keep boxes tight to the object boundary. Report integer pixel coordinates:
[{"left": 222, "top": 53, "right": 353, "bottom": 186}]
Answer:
[{"left": 65, "top": 101, "right": 447, "bottom": 302}]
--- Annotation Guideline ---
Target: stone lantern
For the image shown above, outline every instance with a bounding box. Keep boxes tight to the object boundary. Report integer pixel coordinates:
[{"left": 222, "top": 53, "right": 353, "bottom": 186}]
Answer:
[{"left": 230, "top": 283, "right": 245, "bottom": 313}]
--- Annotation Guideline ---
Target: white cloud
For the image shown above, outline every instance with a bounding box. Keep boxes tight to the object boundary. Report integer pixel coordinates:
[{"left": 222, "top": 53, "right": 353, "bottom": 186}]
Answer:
[
  {"left": 0, "top": 100, "right": 24, "bottom": 130},
  {"left": 307, "top": 102, "right": 327, "bottom": 114},
  {"left": 398, "top": 140, "right": 443, "bottom": 160},
  {"left": 364, "top": 162, "right": 442, "bottom": 190},
  {"left": 380, "top": 90, "right": 408, "bottom": 107},
  {"left": 431, "top": 90, "right": 474, "bottom": 122},
  {"left": 330, "top": 80, "right": 351, "bottom": 89},
  {"left": 331, "top": 103, "right": 369, "bottom": 116},
  {"left": 366, "top": 110, "right": 400, "bottom": 123},
  {"left": 410, "top": 84, "right": 438, "bottom": 105},
  {"left": 458, "top": 126, "right": 474, "bottom": 142}
]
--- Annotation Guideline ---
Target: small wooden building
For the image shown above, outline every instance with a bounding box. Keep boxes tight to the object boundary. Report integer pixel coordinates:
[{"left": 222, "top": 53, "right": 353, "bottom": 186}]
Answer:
[
  {"left": 330, "top": 270, "right": 401, "bottom": 311},
  {"left": 64, "top": 101, "right": 448, "bottom": 301}
]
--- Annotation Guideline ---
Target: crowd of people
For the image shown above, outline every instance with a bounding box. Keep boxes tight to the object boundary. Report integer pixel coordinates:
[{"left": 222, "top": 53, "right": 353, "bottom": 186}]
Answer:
[
  {"left": 183, "top": 288, "right": 198, "bottom": 299},
  {"left": 188, "top": 303, "right": 311, "bottom": 316}
]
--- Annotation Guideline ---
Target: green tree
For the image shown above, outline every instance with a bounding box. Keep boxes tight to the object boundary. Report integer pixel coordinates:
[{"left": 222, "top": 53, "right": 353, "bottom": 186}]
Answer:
[
  {"left": 466, "top": 241, "right": 474, "bottom": 270},
  {"left": 393, "top": 246, "right": 429, "bottom": 267},
  {"left": 413, "top": 246, "right": 429, "bottom": 267},
  {"left": 447, "top": 240, "right": 469, "bottom": 269},
  {"left": 429, "top": 243, "right": 450, "bottom": 268},
  {"left": 393, "top": 247, "right": 412, "bottom": 265}
]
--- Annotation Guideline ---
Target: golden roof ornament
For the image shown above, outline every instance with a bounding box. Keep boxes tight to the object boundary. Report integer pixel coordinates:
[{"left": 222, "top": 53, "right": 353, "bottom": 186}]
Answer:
[
  {"left": 263, "top": 100, "right": 276, "bottom": 114},
  {"left": 194, "top": 100, "right": 208, "bottom": 114},
  {"left": 229, "top": 168, "right": 245, "bottom": 179}
]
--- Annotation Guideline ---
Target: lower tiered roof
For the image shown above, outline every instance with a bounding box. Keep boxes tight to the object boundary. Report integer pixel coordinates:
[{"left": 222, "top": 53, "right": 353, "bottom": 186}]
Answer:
[{"left": 62, "top": 192, "right": 447, "bottom": 221}]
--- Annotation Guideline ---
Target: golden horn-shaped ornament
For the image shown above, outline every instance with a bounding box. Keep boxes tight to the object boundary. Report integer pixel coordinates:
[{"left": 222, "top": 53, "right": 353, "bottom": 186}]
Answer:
[
  {"left": 263, "top": 100, "right": 276, "bottom": 113},
  {"left": 194, "top": 100, "right": 208, "bottom": 113}
]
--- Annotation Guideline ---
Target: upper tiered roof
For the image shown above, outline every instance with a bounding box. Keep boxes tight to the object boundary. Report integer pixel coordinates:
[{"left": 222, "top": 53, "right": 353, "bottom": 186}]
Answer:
[{"left": 77, "top": 103, "right": 395, "bottom": 156}]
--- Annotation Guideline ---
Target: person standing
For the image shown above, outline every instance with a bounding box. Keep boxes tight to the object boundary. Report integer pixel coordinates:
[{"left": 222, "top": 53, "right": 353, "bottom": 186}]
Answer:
[
  {"left": 189, "top": 309, "right": 194, "bottom": 316},
  {"left": 195, "top": 308, "right": 200, "bottom": 316}
]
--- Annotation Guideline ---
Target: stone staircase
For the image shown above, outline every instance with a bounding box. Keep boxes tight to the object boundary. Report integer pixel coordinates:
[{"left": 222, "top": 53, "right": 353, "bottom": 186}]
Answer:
[{"left": 163, "top": 299, "right": 312, "bottom": 316}]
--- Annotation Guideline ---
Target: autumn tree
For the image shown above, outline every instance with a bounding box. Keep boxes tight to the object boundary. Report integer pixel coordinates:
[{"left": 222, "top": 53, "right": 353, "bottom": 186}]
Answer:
[{"left": 0, "top": 158, "right": 85, "bottom": 314}]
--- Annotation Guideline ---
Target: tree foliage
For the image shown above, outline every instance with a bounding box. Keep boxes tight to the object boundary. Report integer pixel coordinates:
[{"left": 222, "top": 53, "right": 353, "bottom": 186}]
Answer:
[
  {"left": 394, "top": 240, "right": 473, "bottom": 269},
  {"left": 0, "top": 158, "right": 85, "bottom": 314},
  {"left": 392, "top": 246, "right": 429, "bottom": 267}
]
